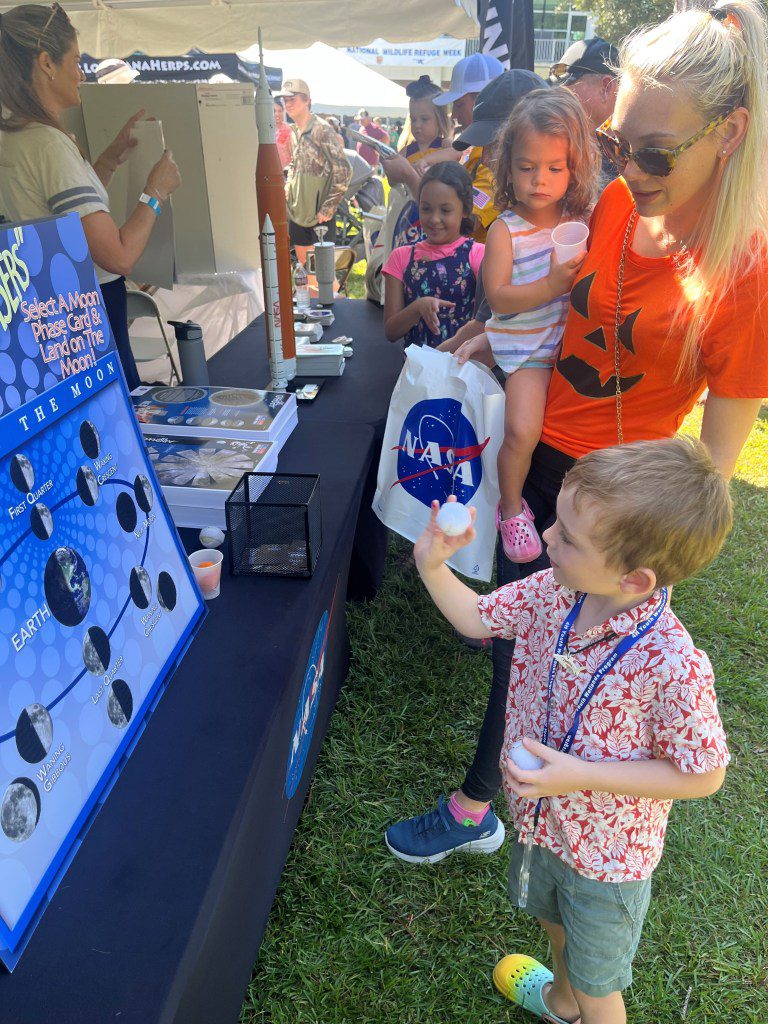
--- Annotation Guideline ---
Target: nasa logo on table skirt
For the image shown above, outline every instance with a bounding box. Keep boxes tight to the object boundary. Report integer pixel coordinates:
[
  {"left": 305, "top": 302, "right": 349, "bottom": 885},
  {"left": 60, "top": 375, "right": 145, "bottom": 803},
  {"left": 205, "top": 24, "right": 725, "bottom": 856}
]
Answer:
[
  {"left": 285, "top": 609, "right": 332, "bottom": 800},
  {"left": 392, "top": 398, "right": 488, "bottom": 508}
]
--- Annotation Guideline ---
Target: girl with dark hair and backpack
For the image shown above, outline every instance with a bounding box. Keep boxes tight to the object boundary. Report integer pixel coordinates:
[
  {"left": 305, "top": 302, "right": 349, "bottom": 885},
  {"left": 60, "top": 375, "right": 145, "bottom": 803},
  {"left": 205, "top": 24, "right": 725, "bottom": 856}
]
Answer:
[{"left": 382, "top": 162, "right": 485, "bottom": 348}]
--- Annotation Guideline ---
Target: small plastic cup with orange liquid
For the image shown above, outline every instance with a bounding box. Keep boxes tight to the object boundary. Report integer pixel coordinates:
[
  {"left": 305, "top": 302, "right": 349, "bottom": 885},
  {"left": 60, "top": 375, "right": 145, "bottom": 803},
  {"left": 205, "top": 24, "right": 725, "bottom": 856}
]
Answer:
[{"left": 189, "top": 549, "right": 223, "bottom": 599}]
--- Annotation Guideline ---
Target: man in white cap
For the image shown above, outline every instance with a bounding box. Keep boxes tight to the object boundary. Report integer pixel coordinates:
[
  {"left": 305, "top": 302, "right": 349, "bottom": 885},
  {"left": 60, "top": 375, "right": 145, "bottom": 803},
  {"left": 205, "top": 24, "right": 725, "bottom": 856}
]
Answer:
[
  {"left": 277, "top": 77, "right": 351, "bottom": 265},
  {"left": 94, "top": 58, "right": 140, "bottom": 85},
  {"left": 433, "top": 52, "right": 505, "bottom": 133}
]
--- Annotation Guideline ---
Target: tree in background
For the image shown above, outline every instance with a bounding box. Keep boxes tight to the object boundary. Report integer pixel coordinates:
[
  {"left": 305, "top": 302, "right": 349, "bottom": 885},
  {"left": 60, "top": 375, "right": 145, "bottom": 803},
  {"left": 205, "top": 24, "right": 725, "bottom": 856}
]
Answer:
[{"left": 568, "top": 0, "right": 673, "bottom": 43}]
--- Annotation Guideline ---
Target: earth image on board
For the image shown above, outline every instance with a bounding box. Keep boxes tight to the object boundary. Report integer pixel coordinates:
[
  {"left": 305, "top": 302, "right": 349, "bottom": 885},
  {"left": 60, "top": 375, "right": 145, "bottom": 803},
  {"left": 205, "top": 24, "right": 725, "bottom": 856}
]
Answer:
[{"left": 43, "top": 546, "right": 91, "bottom": 627}]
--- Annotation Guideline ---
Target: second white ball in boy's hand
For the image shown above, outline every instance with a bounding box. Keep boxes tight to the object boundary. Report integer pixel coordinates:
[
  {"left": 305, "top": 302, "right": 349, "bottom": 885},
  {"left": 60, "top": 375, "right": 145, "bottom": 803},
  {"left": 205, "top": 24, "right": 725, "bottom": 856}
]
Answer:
[
  {"left": 509, "top": 740, "right": 544, "bottom": 771},
  {"left": 436, "top": 501, "right": 472, "bottom": 536}
]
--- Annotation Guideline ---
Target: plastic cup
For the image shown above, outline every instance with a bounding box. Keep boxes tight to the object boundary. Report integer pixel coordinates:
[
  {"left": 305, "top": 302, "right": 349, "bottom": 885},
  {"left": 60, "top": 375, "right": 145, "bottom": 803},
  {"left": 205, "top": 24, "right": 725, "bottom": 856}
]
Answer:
[
  {"left": 189, "top": 548, "right": 223, "bottom": 600},
  {"left": 552, "top": 221, "right": 589, "bottom": 264}
]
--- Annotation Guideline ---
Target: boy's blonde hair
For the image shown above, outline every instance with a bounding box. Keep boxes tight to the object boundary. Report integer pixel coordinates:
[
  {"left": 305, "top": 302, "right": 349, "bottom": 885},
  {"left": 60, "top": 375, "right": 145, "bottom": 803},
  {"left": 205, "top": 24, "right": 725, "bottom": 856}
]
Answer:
[
  {"left": 619, "top": 0, "right": 768, "bottom": 378},
  {"left": 491, "top": 87, "right": 600, "bottom": 220},
  {"left": 562, "top": 437, "right": 733, "bottom": 587}
]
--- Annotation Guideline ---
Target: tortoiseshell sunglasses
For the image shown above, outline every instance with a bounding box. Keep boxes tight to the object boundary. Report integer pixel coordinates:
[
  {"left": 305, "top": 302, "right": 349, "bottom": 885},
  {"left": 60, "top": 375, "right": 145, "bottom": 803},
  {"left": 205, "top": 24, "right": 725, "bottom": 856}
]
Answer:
[{"left": 596, "top": 110, "right": 733, "bottom": 177}]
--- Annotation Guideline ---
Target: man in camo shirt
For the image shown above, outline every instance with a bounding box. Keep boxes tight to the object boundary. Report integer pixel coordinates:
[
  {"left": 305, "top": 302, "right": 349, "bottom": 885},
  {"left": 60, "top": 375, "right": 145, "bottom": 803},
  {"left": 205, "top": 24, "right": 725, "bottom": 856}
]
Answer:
[{"left": 277, "top": 78, "right": 351, "bottom": 267}]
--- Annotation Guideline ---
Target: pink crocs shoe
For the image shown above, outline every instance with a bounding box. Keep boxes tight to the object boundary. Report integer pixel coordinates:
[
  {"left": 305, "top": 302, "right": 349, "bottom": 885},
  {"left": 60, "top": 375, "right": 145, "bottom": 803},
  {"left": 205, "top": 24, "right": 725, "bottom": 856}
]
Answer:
[{"left": 497, "top": 499, "right": 543, "bottom": 563}]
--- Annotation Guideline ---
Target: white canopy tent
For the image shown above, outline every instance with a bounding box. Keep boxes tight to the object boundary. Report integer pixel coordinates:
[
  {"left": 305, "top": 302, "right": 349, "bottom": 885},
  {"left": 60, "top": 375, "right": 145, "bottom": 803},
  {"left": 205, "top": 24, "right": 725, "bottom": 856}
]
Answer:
[
  {"left": 3, "top": 0, "right": 478, "bottom": 60},
  {"left": 255, "top": 42, "right": 408, "bottom": 117}
]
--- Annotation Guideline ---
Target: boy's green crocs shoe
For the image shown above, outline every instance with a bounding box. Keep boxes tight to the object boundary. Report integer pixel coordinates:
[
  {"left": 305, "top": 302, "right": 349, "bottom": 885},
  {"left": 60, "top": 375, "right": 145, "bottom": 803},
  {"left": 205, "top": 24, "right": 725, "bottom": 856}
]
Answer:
[{"left": 493, "top": 954, "right": 580, "bottom": 1024}]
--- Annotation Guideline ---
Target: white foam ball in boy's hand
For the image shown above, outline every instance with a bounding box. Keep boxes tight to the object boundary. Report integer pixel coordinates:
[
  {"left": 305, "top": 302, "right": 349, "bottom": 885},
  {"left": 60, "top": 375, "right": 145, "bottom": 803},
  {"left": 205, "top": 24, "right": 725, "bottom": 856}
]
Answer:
[
  {"left": 436, "top": 501, "right": 472, "bottom": 536},
  {"left": 509, "top": 740, "right": 544, "bottom": 771}
]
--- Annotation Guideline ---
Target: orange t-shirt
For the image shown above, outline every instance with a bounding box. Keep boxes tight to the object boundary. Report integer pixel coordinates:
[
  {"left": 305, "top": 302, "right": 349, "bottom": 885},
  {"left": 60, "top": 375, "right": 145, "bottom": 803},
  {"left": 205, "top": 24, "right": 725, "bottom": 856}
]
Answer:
[{"left": 541, "top": 178, "right": 768, "bottom": 458}]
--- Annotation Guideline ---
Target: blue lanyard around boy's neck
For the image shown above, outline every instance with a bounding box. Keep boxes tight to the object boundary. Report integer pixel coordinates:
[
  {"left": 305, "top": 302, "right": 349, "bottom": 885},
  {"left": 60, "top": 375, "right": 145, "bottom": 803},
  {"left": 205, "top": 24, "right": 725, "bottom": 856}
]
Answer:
[
  {"left": 524, "top": 587, "right": 669, "bottom": 841},
  {"left": 517, "top": 588, "right": 668, "bottom": 908},
  {"left": 542, "top": 588, "right": 669, "bottom": 756}
]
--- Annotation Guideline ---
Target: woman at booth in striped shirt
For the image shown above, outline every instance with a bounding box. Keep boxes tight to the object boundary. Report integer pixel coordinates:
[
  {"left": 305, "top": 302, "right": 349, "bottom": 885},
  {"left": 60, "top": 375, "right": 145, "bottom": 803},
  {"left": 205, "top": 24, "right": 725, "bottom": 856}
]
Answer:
[{"left": 0, "top": 3, "right": 181, "bottom": 390}]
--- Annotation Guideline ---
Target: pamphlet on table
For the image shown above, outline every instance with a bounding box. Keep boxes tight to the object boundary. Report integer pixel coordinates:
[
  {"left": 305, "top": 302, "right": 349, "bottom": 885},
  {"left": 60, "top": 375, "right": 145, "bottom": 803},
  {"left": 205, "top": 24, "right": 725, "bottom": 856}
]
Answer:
[
  {"left": 131, "top": 384, "right": 298, "bottom": 447},
  {"left": 145, "top": 431, "right": 277, "bottom": 528}
]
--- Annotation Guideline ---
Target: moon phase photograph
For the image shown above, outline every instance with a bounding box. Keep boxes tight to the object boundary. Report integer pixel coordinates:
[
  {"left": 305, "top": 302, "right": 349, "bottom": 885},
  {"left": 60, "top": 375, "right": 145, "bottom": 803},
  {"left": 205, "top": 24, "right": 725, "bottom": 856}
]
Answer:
[
  {"left": 44, "top": 546, "right": 91, "bottom": 627},
  {"left": 79, "top": 419, "right": 101, "bottom": 459},
  {"left": 76, "top": 465, "right": 99, "bottom": 507},
  {"left": 107, "top": 680, "right": 133, "bottom": 728},
  {"left": 10, "top": 452, "right": 34, "bottom": 493},
  {"left": 152, "top": 386, "right": 206, "bottom": 404},
  {"left": 15, "top": 704, "right": 54, "bottom": 764},
  {"left": 210, "top": 388, "right": 261, "bottom": 408},
  {"left": 130, "top": 566, "right": 152, "bottom": 609},
  {"left": 30, "top": 502, "right": 54, "bottom": 540},
  {"left": 83, "top": 625, "right": 111, "bottom": 675},
  {"left": 1, "top": 778, "right": 41, "bottom": 842},
  {"left": 133, "top": 474, "right": 153, "bottom": 514},
  {"left": 157, "top": 571, "right": 177, "bottom": 611},
  {"left": 116, "top": 492, "right": 138, "bottom": 533}
]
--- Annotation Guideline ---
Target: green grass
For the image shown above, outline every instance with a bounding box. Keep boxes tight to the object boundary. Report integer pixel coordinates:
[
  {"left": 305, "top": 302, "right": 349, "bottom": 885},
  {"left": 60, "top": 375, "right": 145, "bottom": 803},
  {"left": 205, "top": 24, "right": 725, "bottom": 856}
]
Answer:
[
  {"left": 345, "top": 259, "right": 368, "bottom": 301},
  {"left": 240, "top": 406, "right": 768, "bottom": 1024}
]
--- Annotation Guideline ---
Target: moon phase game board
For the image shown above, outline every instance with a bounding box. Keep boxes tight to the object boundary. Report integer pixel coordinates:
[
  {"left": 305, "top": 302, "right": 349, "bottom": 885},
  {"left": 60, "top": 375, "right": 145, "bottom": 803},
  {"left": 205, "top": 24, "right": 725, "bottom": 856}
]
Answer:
[{"left": 0, "top": 214, "right": 205, "bottom": 970}]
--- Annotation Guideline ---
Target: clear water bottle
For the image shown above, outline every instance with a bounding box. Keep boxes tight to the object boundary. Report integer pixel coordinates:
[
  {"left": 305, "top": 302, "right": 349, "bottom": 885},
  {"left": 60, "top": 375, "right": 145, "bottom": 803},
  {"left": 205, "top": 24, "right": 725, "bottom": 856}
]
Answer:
[{"left": 294, "top": 261, "right": 311, "bottom": 311}]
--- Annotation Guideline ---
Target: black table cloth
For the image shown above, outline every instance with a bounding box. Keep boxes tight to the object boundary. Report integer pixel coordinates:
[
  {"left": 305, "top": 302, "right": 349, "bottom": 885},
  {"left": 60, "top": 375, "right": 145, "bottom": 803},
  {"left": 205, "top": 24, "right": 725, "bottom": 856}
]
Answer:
[
  {"left": 208, "top": 299, "right": 403, "bottom": 600},
  {"left": 208, "top": 298, "right": 403, "bottom": 441},
  {"left": 2, "top": 423, "right": 375, "bottom": 1024}
]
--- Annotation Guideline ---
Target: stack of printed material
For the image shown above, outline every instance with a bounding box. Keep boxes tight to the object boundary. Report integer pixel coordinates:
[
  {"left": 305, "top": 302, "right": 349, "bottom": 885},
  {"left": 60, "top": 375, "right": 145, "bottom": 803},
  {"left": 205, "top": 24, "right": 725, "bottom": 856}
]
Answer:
[
  {"left": 131, "top": 384, "right": 297, "bottom": 529},
  {"left": 143, "top": 432, "right": 278, "bottom": 529},
  {"left": 295, "top": 342, "right": 345, "bottom": 377},
  {"left": 131, "top": 384, "right": 298, "bottom": 448}
]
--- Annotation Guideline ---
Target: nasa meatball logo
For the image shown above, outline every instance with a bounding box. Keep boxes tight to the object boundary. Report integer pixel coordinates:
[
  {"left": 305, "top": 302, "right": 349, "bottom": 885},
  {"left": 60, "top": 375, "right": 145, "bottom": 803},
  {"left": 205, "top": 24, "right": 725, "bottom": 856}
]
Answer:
[
  {"left": 285, "top": 583, "right": 339, "bottom": 800},
  {"left": 391, "top": 199, "right": 424, "bottom": 251},
  {"left": 392, "top": 398, "right": 488, "bottom": 507},
  {"left": 285, "top": 610, "right": 330, "bottom": 799}
]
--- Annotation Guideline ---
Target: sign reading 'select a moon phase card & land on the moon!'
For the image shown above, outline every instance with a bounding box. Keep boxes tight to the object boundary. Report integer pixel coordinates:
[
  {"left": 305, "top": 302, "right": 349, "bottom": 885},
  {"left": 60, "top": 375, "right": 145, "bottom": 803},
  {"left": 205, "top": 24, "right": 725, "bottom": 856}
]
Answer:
[{"left": 0, "top": 214, "right": 206, "bottom": 971}]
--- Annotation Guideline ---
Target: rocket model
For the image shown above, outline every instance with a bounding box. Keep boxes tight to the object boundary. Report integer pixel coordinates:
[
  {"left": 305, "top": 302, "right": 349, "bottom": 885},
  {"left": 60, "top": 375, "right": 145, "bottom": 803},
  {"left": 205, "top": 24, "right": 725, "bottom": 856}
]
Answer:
[
  {"left": 255, "top": 28, "right": 296, "bottom": 381},
  {"left": 262, "top": 215, "right": 288, "bottom": 389}
]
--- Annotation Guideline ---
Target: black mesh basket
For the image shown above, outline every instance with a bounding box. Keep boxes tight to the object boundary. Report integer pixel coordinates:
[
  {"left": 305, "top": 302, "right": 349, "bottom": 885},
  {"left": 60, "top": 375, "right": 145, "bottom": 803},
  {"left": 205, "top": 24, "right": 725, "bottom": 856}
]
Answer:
[{"left": 225, "top": 473, "right": 322, "bottom": 578}]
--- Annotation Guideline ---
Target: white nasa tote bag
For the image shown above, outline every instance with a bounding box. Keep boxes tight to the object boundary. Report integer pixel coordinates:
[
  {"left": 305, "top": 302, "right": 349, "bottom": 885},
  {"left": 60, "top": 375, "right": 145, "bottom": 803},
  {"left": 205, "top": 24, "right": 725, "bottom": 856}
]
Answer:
[{"left": 373, "top": 346, "right": 505, "bottom": 581}]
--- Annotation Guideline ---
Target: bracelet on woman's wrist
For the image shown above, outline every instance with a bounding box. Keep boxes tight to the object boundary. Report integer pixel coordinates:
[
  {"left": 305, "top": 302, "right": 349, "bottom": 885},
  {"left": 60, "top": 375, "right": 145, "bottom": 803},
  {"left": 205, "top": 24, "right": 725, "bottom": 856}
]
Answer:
[{"left": 139, "top": 192, "right": 161, "bottom": 218}]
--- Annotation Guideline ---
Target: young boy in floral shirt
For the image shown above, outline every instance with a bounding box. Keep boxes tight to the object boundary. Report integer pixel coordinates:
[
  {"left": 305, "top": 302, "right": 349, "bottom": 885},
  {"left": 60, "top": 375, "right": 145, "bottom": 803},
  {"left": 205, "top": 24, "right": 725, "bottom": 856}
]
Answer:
[{"left": 411, "top": 437, "right": 732, "bottom": 1024}]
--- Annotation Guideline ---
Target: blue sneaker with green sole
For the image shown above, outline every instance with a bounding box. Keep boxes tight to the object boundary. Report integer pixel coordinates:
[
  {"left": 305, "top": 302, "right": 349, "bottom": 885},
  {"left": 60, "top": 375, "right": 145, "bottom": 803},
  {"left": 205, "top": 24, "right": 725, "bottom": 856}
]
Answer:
[{"left": 385, "top": 795, "right": 505, "bottom": 864}]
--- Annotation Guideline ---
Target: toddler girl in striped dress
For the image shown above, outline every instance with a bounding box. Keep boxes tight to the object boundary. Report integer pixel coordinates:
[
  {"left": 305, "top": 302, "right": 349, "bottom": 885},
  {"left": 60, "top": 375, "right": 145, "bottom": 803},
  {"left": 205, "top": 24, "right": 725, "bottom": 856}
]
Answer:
[{"left": 484, "top": 88, "right": 599, "bottom": 561}]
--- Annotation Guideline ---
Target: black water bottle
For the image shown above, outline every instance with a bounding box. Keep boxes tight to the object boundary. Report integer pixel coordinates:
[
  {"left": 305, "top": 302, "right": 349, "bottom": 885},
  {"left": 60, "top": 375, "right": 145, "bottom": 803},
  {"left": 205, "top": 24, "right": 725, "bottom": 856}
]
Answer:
[{"left": 168, "top": 320, "right": 209, "bottom": 386}]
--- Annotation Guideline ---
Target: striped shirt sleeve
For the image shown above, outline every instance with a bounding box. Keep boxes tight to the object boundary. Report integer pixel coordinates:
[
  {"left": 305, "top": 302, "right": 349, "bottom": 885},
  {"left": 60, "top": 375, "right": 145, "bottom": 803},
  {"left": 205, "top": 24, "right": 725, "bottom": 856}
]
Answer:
[{"left": 41, "top": 134, "right": 109, "bottom": 218}]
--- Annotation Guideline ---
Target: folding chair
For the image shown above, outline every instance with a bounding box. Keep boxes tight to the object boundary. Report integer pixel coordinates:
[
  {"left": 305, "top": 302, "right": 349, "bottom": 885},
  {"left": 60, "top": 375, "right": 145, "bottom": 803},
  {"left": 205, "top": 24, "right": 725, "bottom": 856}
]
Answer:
[
  {"left": 334, "top": 247, "right": 356, "bottom": 296},
  {"left": 125, "top": 289, "right": 181, "bottom": 385}
]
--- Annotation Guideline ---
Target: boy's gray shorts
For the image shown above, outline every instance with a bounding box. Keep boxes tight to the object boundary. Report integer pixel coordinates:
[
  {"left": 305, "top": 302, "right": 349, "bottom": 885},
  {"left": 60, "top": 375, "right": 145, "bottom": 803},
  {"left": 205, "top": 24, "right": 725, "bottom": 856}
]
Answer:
[{"left": 508, "top": 841, "right": 652, "bottom": 998}]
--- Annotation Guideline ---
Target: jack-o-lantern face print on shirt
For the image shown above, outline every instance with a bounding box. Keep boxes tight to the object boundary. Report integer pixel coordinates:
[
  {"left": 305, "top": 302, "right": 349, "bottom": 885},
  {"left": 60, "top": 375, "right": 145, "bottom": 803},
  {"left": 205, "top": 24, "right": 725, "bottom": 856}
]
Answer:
[
  {"left": 556, "top": 269, "right": 644, "bottom": 400},
  {"left": 540, "top": 180, "right": 768, "bottom": 459}
]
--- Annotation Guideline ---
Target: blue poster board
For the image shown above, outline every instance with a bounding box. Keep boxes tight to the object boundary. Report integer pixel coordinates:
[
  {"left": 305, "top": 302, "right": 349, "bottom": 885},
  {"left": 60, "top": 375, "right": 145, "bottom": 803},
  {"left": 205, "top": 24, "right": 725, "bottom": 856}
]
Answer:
[{"left": 0, "top": 214, "right": 206, "bottom": 970}]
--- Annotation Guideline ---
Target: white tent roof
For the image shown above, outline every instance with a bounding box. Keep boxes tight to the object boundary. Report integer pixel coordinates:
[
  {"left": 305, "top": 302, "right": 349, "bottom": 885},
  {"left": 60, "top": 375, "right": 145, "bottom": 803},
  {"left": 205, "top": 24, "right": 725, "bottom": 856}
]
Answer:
[
  {"left": 12, "top": 0, "right": 477, "bottom": 61},
  {"left": 256, "top": 41, "right": 408, "bottom": 117}
]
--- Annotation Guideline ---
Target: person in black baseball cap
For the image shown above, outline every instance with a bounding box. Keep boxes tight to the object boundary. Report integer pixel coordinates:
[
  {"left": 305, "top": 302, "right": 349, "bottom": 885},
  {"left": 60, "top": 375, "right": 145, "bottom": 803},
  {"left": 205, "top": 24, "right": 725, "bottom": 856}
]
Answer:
[
  {"left": 549, "top": 38, "right": 618, "bottom": 129},
  {"left": 453, "top": 68, "right": 547, "bottom": 150}
]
